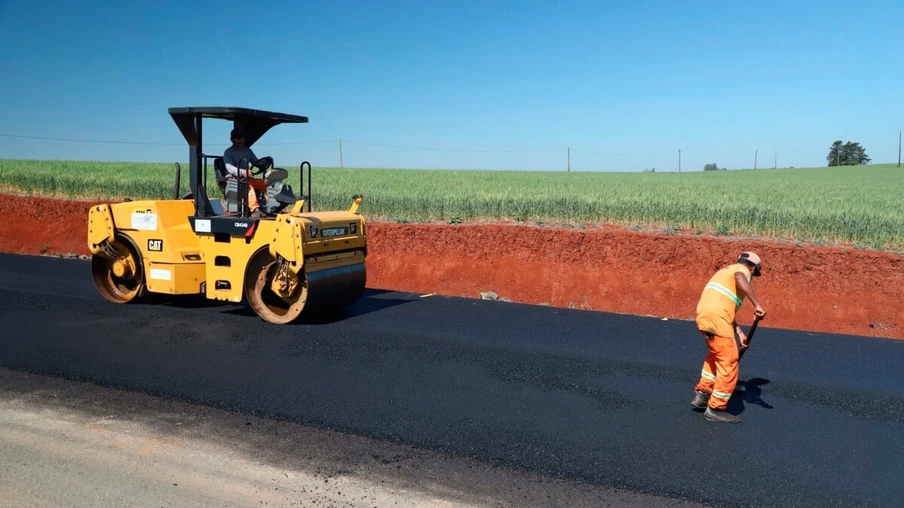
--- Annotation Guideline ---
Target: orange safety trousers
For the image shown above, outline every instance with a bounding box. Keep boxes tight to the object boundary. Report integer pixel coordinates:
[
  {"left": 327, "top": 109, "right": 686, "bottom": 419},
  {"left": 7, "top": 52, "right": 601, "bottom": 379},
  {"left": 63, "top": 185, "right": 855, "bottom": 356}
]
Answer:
[
  {"left": 244, "top": 179, "right": 268, "bottom": 211},
  {"left": 694, "top": 331, "right": 739, "bottom": 410}
]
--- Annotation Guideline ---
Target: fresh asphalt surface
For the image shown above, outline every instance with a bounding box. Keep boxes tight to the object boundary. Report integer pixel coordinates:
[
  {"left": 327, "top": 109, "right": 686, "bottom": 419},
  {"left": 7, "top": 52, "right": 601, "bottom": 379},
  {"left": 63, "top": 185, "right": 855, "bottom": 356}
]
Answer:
[{"left": 0, "top": 253, "right": 902, "bottom": 507}]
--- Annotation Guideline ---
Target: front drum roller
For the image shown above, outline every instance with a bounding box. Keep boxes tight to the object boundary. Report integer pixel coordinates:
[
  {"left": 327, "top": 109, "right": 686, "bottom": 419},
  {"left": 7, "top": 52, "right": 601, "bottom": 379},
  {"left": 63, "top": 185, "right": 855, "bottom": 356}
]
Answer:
[
  {"left": 90, "top": 234, "right": 144, "bottom": 303},
  {"left": 244, "top": 250, "right": 366, "bottom": 324}
]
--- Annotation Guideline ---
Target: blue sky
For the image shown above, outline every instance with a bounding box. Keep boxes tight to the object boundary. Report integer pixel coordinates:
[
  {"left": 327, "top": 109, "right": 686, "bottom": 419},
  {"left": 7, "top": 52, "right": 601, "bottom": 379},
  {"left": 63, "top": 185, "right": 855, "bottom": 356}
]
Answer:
[{"left": 1, "top": 0, "right": 901, "bottom": 172}]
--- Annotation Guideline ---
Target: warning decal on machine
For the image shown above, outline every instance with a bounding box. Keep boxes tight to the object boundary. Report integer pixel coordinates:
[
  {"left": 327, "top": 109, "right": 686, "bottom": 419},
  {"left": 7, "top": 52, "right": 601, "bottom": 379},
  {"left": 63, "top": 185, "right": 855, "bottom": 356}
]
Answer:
[
  {"left": 131, "top": 209, "right": 158, "bottom": 231},
  {"left": 149, "top": 268, "right": 171, "bottom": 281},
  {"left": 194, "top": 219, "right": 211, "bottom": 233}
]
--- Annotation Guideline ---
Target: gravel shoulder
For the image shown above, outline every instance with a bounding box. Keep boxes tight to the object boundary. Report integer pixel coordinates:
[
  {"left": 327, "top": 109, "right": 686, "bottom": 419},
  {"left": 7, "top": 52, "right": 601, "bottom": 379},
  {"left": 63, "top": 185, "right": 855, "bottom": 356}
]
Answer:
[{"left": 0, "top": 367, "right": 702, "bottom": 508}]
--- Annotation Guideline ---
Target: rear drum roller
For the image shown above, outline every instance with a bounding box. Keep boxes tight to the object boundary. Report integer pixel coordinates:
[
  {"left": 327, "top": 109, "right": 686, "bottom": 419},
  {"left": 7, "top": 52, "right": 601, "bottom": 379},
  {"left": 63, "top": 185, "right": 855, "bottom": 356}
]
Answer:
[{"left": 90, "top": 235, "right": 144, "bottom": 303}]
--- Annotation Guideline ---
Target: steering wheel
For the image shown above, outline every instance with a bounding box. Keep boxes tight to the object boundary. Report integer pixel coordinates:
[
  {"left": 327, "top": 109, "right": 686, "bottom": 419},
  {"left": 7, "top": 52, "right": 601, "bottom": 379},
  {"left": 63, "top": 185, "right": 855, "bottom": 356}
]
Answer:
[
  {"left": 250, "top": 156, "right": 273, "bottom": 176},
  {"left": 239, "top": 157, "right": 272, "bottom": 176}
]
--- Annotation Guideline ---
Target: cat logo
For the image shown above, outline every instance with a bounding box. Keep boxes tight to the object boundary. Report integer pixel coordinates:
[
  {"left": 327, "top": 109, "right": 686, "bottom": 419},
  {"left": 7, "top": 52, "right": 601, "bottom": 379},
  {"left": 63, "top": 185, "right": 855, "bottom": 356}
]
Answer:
[{"left": 148, "top": 239, "right": 163, "bottom": 252}]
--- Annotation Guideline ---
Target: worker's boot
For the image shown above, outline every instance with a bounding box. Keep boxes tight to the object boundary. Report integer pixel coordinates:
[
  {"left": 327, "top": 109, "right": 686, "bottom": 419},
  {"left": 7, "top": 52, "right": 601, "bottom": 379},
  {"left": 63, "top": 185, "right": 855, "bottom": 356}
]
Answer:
[
  {"left": 272, "top": 183, "right": 296, "bottom": 205},
  {"left": 691, "top": 390, "right": 710, "bottom": 409},
  {"left": 703, "top": 407, "right": 740, "bottom": 423}
]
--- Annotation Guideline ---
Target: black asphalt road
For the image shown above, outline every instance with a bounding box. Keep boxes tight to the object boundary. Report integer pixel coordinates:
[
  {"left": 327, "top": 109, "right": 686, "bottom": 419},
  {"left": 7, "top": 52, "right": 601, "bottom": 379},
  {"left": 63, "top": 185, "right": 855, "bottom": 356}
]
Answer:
[{"left": 1, "top": 252, "right": 902, "bottom": 508}]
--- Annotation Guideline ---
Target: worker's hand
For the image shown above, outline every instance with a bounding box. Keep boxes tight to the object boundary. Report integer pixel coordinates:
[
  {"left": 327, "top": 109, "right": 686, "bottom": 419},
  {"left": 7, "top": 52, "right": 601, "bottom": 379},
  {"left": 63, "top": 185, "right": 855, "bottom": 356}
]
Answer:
[
  {"left": 754, "top": 305, "right": 766, "bottom": 319},
  {"left": 738, "top": 330, "right": 749, "bottom": 349}
]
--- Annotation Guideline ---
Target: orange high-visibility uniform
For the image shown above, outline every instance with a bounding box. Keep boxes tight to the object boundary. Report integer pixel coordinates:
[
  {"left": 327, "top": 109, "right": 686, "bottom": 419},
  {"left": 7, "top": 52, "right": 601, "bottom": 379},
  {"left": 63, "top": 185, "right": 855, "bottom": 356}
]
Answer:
[
  {"left": 228, "top": 178, "right": 268, "bottom": 211},
  {"left": 246, "top": 178, "right": 268, "bottom": 211},
  {"left": 694, "top": 263, "right": 752, "bottom": 410}
]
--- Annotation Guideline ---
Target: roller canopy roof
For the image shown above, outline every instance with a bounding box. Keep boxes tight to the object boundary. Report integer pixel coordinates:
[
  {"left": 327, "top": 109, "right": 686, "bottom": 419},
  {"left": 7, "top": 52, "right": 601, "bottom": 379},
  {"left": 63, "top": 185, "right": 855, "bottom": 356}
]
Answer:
[{"left": 168, "top": 107, "right": 309, "bottom": 147}]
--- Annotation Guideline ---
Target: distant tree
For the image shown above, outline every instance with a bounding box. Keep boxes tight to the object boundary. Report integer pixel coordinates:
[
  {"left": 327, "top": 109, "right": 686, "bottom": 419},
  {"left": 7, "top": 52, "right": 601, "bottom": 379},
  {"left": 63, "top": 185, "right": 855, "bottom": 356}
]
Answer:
[
  {"left": 703, "top": 163, "right": 720, "bottom": 171},
  {"left": 827, "top": 140, "right": 871, "bottom": 166}
]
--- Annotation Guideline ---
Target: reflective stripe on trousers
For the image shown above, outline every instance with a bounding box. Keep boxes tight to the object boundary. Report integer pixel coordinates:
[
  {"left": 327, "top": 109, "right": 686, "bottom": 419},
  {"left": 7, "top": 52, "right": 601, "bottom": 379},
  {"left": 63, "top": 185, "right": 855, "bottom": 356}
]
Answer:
[{"left": 694, "top": 331, "right": 739, "bottom": 410}]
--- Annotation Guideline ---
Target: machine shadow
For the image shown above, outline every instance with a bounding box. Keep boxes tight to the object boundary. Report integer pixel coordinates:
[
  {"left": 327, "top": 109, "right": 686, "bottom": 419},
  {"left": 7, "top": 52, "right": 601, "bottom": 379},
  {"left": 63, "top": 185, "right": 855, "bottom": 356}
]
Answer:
[
  {"left": 136, "top": 293, "right": 232, "bottom": 309},
  {"left": 221, "top": 288, "right": 413, "bottom": 324},
  {"left": 131, "top": 289, "right": 413, "bottom": 324},
  {"left": 726, "top": 377, "right": 773, "bottom": 415}
]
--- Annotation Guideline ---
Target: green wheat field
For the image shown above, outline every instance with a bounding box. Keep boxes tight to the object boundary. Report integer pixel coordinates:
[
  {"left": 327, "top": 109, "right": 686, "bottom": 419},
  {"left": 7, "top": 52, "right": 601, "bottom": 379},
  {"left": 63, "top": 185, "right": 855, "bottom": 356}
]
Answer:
[{"left": 1, "top": 159, "right": 902, "bottom": 251}]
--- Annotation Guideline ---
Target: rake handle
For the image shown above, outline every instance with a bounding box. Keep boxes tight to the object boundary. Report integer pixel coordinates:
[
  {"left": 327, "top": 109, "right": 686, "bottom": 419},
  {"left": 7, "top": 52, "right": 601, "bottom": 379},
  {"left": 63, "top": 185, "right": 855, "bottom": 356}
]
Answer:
[{"left": 739, "top": 315, "right": 762, "bottom": 359}]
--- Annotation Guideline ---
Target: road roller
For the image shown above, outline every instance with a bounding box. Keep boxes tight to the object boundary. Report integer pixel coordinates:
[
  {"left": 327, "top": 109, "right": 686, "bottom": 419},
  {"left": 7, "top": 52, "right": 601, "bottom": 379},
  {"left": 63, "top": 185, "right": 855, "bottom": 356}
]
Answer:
[{"left": 87, "top": 106, "right": 367, "bottom": 324}]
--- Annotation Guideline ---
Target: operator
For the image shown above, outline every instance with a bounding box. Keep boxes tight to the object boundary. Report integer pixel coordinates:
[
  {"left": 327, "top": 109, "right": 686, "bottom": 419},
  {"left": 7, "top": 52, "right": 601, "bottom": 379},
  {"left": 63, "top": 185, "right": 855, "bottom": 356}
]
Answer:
[
  {"left": 690, "top": 251, "right": 767, "bottom": 423},
  {"left": 223, "top": 128, "right": 272, "bottom": 218}
]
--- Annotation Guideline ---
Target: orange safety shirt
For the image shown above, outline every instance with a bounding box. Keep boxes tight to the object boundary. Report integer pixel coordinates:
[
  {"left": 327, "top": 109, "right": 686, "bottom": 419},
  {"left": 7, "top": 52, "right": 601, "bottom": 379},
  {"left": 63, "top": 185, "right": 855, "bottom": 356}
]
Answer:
[{"left": 696, "top": 263, "right": 752, "bottom": 337}]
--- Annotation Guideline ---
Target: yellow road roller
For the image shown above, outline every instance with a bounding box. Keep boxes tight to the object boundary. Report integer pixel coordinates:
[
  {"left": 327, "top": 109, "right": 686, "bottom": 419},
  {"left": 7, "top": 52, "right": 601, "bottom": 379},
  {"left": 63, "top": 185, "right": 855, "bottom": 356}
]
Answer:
[{"left": 87, "top": 106, "right": 367, "bottom": 324}]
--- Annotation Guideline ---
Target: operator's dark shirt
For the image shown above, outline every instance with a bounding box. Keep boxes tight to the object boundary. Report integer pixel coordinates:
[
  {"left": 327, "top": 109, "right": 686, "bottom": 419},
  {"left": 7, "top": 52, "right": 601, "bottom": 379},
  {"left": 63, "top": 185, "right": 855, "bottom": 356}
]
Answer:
[{"left": 223, "top": 146, "right": 259, "bottom": 177}]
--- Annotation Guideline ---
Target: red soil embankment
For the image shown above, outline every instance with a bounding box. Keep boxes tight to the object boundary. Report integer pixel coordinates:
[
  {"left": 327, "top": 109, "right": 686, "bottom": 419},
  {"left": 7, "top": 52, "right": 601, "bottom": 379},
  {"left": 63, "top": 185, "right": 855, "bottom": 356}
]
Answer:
[{"left": 1, "top": 194, "right": 901, "bottom": 339}]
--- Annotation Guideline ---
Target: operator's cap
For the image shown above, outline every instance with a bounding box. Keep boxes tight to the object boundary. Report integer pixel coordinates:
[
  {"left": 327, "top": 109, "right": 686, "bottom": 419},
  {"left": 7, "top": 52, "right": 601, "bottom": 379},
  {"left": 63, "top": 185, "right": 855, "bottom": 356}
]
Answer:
[{"left": 738, "top": 251, "right": 762, "bottom": 276}]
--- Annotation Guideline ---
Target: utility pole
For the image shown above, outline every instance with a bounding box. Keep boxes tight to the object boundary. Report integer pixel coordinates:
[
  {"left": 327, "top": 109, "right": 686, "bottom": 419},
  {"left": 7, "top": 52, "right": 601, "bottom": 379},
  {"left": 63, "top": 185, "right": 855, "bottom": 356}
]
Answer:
[
  {"left": 339, "top": 138, "right": 344, "bottom": 169},
  {"left": 754, "top": 149, "right": 758, "bottom": 170},
  {"left": 898, "top": 129, "right": 901, "bottom": 167},
  {"left": 567, "top": 147, "right": 570, "bottom": 172},
  {"left": 774, "top": 152, "right": 777, "bottom": 169},
  {"left": 678, "top": 149, "right": 681, "bottom": 173}
]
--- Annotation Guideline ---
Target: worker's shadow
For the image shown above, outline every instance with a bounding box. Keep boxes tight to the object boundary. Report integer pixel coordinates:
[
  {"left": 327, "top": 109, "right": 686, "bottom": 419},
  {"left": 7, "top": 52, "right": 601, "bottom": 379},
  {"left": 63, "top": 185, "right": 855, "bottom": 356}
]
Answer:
[{"left": 725, "top": 378, "right": 773, "bottom": 415}]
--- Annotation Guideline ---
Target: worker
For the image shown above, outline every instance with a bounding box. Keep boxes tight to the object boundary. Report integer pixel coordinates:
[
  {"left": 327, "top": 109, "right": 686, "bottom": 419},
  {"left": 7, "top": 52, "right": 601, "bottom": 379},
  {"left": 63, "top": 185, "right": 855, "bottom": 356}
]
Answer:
[
  {"left": 691, "top": 251, "right": 767, "bottom": 423},
  {"left": 223, "top": 128, "right": 271, "bottom": 218}
]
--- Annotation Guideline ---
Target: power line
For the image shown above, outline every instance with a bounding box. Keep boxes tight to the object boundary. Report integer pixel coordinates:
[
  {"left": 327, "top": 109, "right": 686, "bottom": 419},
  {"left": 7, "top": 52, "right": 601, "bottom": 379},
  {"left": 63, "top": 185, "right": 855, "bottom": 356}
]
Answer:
[
  {"left": 571, "top": 147, "right": 685, "bottom": 157},
  {"left": 1, "top": 133, "right": 561, "bottom": 152},
  {"left": 255, "top": 140, "right": 337, "bottom": 145},
  {"left": 341, "top": 139, "right": 561, "bottom": 153},
  {"left": 0, "top": 133, "right": 336, "bottom": 146},
  {"left": 0, "top": 131, "right": 699, "bottom": 161},
  {"left": 0, "top": 133, "right": 182, "bottom": 146}
]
